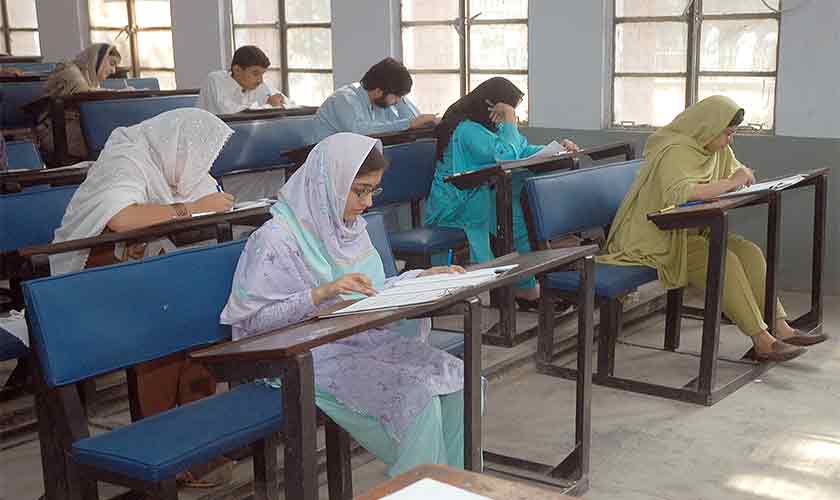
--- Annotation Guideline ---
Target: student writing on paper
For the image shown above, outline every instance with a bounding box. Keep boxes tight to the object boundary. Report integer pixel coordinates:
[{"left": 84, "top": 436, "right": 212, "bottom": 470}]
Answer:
[
  {"left": 599, "top": 96, "right": 826, "bottom": 362},
  {"left": 309, "top": 57, "right": 438, "bottom": 142},
  {"left": 198, "top": 45, "right": 293, "bottom": 115},
  {"left": 221, "top": 133, "right": 472, "bottom": 478},
  {"left": 424, "top": 77, "right": 578, "bottom": 309},
  {"left": 51, "top": 108, "right": 235, "bottom": 275},
  {"left": 35, "top": 43, "right": 122, "bottom": 161}
]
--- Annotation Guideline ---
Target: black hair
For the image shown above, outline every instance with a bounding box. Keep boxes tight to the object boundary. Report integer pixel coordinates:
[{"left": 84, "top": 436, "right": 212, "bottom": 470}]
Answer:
[
  {"left": 360, "top": 57, "right": 413, "bottom": 96},
  {"left": 231, "top": 45, "right": 271, "bottom": 70},
  {"left": 356, "top": 146, "right": 389, "bottom": 176},
  {"left": 728, "top": 108, "right": 745, "bottom": 128}
]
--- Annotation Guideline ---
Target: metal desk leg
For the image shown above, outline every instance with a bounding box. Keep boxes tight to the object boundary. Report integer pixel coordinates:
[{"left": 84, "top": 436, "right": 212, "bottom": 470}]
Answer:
[
  {"left": 491, "top": 173, "right": 517, "bottom": 346},
  {"left": 764, "top": 192, "right": 781, "bottom": 334},
  {"left": 281, "top": 352, "right": 318, "bottom": 500},
  {"left": 699, "top": 215, "right": 728, "bottom": 401},
  {"left": 463, "top": 297, "right": 483, "bottom": 471},
  {"left": 792, "top": 175, "right": 826, "bottom": 331}
]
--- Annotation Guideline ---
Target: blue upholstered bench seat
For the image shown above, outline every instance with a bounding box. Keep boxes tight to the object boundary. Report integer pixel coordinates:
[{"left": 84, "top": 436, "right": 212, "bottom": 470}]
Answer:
[
  {"left": 388, "top": 227, "right": 467, "bottom": 255},
  {"left": 429, "top": 330, "right": 465, "bottom": 359},
  {"left": 72, "top": 382, "right": 283, "bottom": 482},
  {"left": 546, "top": 263, "right": 658, "bottom": 298},
  {"left": 0, "top": 327, "right": 27, "bottom": 361}
]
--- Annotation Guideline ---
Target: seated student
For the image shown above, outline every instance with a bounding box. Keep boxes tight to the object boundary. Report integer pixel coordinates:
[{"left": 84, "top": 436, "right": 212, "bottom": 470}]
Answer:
[
  {"left": 50, "top": 107, "right": 236, "bottom": 486},
  {"left": 221, "top": 133, "right": 469, "bottom": 477},
  {"left": 599, "top": 95, "right": 827, "bottom": 362},
  {"left": 35, "top": 43, "right": 122, "bottom": 161},
  {"left": 310, "top": 57, "right": 438, "bottom": 143},
  {"left": 198, "top": 45, "right": 292, "bottom": 115},
  {"left": 424, "top": 77, "right": 578, "bottom": 308}
]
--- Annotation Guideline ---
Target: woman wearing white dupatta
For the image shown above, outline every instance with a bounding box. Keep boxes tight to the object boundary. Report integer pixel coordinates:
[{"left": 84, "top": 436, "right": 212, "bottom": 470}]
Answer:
[
  {"left": 51, "top": 107, "right": 235, "bottom": 275},
  {"left": 221, "top": 132, "right": 471, "bottom": 477}
]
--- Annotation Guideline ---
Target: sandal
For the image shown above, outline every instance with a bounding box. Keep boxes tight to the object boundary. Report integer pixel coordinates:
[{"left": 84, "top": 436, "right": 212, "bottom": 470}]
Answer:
[
  {"left": 176, "top": 458, "right": 234, "bottom": 489},
  {"left": 515, "top": 297, "right": 574, "bottom": 313}
]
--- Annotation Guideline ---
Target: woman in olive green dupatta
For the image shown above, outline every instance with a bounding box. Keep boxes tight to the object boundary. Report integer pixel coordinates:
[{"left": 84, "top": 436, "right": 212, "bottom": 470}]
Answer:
[{"left": 600, "top": 95, "right": 826, "bottom": 362}]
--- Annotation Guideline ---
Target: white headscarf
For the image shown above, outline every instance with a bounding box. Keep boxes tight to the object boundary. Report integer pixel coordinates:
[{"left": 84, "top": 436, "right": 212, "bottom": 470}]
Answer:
[{"left": 50, "top": 108, "right": 234, "bottom": 275}]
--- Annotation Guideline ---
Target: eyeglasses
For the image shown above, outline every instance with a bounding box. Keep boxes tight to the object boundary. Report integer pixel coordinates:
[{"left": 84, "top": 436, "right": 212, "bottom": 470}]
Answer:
[{"left": 351, "top": 185, "right": 383, "bottom": 198}]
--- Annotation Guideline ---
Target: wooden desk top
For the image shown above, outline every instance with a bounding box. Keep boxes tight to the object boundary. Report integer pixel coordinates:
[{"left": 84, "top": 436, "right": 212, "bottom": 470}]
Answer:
[
  {"left": 218, "top": 106, "right": 318, "bottom": 122},
  {"left": 0, "top": 165, "right": 91, "bottom": 192},
  {"left": 285, "top": 127, "right": 437, "bottom": 165},
  {"left": 648, "top": 168, "right": 828, "bottom": 230},
  {"left": 191, "top": 246, "right": 597, "bottom": 362},
  {"left": 355, "top": 464, "right": 575, "bottom": 499},
  {"left": 443, "top": 141, "right": 635, "bottom": 191},
  {"left": 19, "top": 205, "right": 271, "bottom": 258}
]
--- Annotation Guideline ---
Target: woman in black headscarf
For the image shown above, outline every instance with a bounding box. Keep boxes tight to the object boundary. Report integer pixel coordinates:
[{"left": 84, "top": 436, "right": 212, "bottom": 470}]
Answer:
[{"left": 424, "top": 77, "right": 577, "bottom": 302}]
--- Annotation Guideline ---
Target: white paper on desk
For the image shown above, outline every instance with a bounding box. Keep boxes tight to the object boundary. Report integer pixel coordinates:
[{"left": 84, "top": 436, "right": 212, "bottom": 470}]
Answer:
[
  {"left": 231, "top": 198, "right": 275, "bottom": 211},
  {"left": 718, "top": 174, "right": 806, "bottom": 199},
  {"left": 381, "top": 478, "right": 492, "bottom": 500},
  {"left": 322, "top": 289, "right": 452, "bottom": 317},
  {"left": 384, "top": 265, "right": 518, "bottom": 295},
  {"left": 497, "top": 140, "right": 567, "bottom": 170}
]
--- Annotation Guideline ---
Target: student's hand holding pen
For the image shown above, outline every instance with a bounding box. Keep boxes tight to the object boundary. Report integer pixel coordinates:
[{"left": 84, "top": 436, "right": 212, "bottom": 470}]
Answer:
[{"left": 486, "top": 100, "right": 517, "bottom": 125}]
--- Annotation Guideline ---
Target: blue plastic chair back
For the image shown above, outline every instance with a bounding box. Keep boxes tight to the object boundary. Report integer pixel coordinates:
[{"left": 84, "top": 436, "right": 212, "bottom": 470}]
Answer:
[
  {"left": 0, "top": 185, "right": 78, "bottom": 252},
  {"left": 6, "top": 140, "right": 44, "bottom": 170},
  {"left": 524, "top": 159, "right": 644, "bottom": 241},
  {"left": 79, "top": 95, "right": 200, "bottom": 156},
  {"left": 373, "top": 139, "right": 437, "bottom": 208},
  {"left": 212, "top": 116, "right": 315, "bottom": 177},
  {"left": 0, "top": 80, "right": 46, "bottom": 129},
  {"left": 364, "top": 211, "right": 398, "bottom": 278},
  {"left": 23, "top": 240, "right": 246, "bottom": 388}
]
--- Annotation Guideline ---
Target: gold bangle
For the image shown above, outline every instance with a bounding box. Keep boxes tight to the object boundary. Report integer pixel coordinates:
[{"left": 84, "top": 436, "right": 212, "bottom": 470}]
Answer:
[{"left": 172, "top": 202, "right": 189, "bottom": 218}]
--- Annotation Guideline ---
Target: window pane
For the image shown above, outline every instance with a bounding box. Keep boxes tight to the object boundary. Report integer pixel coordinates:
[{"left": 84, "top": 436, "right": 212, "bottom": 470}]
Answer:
[
  {"left": 615, "top": 22, "right": 687, "bottom": 73},
  {"left": 700, "top": 19, "right": 778, "bottom": 72},
  {"left": 7, "top": 0, "right": 39, "bottom": 28},
  {"left": 287, "top": 28, "right": 331, "bottom": 69},
  {"left": 234, "top": 28, "right": 283, "bottom": 70},
  {"left": 289, "top": 72, "right": 333, "bottom": 106},
  {"left": 263, "top": 69, "right": 281, "bottom": 91},
  {"left": 134, "top": 0, "right": 172, "bottom": 28},
  {"left": 470, "top": 24, "right": 527, "bottom": 70},
  {"left": 139, "top": 69, "right": 176, "bottom": 90},
  {"left": 698, "top": 76, "right": 775, "bottom": 130},
  {"left": 469, "top": 0, "right": 527, "bottom": 20},
  {"left": 91, "top": 30, "right": 132, "bottom": 67},
  {"left": 402, "top": 0, "right": 459, "bottom": 22},
  {"left": 10, "top": 31, "right": 40, "bottom": 56},
  {"left": 136, "top": 30, "right": 174, "bottom": 68},
  {"left": 613, "top": 76, "right": 686, "bottom": 127},
  {"left": 232, "top": 0, "right": 279, "bottom": 24},
  {"left": 407, "top": 73, "right": 460, "bottom": 115},
  {"left": 286, "top": 0, "right": 330, "bottom": 23},
  {"left": 470, "top": 73, "right": 528, "bottom": 121},
  {"left": 615, "top": 0, "right": 689, "bottom": 17},
  {"left": 88, "top": 0, "right": 128, "bottom": 28},
  {"left": 703, "top": 0, "right": 779, "bottom": 15},
  {"left": 402, "top": 26, "right": 459, "bottom": 70}
]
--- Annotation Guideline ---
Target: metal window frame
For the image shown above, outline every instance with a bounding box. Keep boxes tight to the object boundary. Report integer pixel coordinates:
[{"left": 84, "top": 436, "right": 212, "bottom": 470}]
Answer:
[
  {"left": 400, "top": 1, "right": 529, "bottom": 108},
  {"left": 0, "top": 0, "right": 41, "bottom": 56},
  {"left": 88, "top": 0, "right": 176, "bottom": 78},
  {"left": 610, "top": 0, "right": 781, "bottom": 133},
  {"left": 229, "top": 0, "right": 333, "bottom": 97}
]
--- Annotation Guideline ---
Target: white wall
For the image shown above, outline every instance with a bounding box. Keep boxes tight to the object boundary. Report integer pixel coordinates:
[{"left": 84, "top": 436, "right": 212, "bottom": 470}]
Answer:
[
  {"left": 330, "top": 0, "right": 401, "bottom": 88},
  {"left": 775, "top": 1, "right": 840, "bottom": 138},
  {"left": 171, "top": 0, "right": 229, "bottom": 88},
  {"left": 35, "top": 0, "right": 87, "bottom": 61}
]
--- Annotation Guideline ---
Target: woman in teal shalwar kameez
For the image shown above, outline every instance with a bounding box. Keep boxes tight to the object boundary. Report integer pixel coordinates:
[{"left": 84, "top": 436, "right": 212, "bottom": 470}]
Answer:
[{"left": 424, "top": 77, "right": 578, "bottom": 302}]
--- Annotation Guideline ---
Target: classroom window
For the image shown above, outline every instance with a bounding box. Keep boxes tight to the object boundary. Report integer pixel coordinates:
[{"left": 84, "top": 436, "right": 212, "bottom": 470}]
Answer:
[
  {"left": 612, "top": 0, "right": 780, "bottom": 131},
  {"left": 401, "top": 0, "right": 529, "bottom": 119},
  {"left": 231, "top": 0, "right": 333, "bottom": 106},
  {"left": 0, "top": 0, "right": 41, "bottom": 56},
  {"left": 88, "top": 0, "right": 177, "bottom": 89}
]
